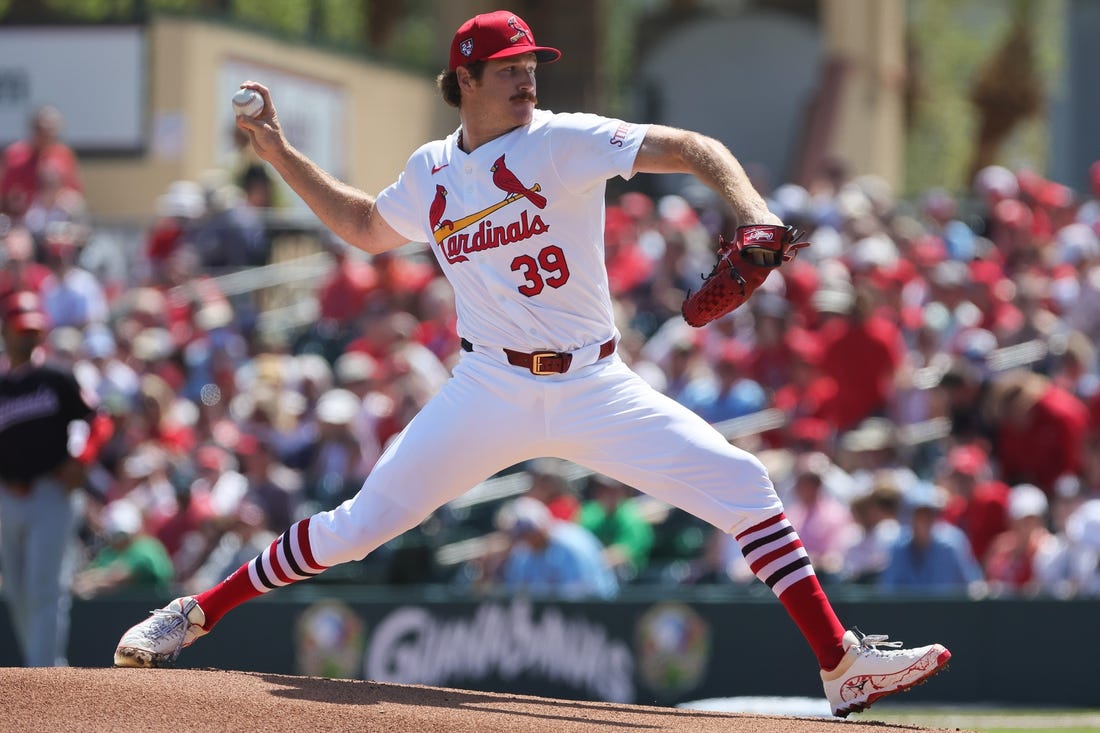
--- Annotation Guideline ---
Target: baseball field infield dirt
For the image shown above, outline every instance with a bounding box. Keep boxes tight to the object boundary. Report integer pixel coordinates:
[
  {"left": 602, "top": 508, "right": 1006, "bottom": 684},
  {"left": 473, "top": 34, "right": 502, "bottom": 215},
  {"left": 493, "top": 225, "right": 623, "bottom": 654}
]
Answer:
[{"left": 0, "top": 667, "right": 972, "bottom": 732}]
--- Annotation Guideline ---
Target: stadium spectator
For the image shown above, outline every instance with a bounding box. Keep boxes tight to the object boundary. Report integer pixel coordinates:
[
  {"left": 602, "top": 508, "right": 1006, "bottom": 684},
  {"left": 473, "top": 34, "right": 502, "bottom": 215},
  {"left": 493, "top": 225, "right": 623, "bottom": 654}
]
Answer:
[
  {"left": 363, "top": 249, "right": 436, "bottom": 315},
  {"left": 834, "top": 417, "right": 918, "bottom": 501},
  {"left": 1047, "top": 330, "right": 1096, "bottom": 400},
  {"left": 75, "top": 323, "right": 140, "bottom": 416},
  {"left": 144, "top": 448, "right": 220, "bottom": 571},
  {"left": 879, "top": 483, "right": 983, "bottom": 593},
  {"left": 0, "top": 224, "right": 51, "bottom": 299},
  {"left": 21, "top": 159, "right": 87, "bottom": 244},
  {"left": 347, "top": 310, "right": 449, "bottom": 396},
  {"left": 315, "top": 235, "right": 377, "bottom": 332},
  {"left": 72, "top": 500, "right": 174, "bottom": 598},
  {"left": 190, "top": 174, "right": 268, "bottom": 269},
  {"left": 663, "top": 336, "right": 708, "bottom": 403},
  {"left": 332, "top": 351, "right": 387, "bottom": 472},
  {"left": 412, "top": 276, "right": 460, "bottom": 365},
  {"left": 146, "top": 181, "right": 205, "bottom": 265},
  {"left": 577, "top": 475, "right": 655, "bottom": 581},
  {"left": 745, "top": 293, "right": 796, "bottom": 393},
  {"left": 1, "top": 106, "right": 83, "bottom": 221},
  {"left": 1033, "top": 498, "right": 1100, "bottom": 598},
  {"left": 303, "top": 388, "right": 367, "bottom": 506},
  {"left": 494, "top": 496, "right": 618, "bottom": 600},
  {"left": 182, "top": 500, "right": 276, "bottom": 596},
  {"left": 783, "top": 452, "right": 856, "bottom": 577},
  {"left": 39, "top": 222, "right": 108, "bottom": 329},
  {"left": 983, "top": 483, "right": 1051, "bottom": 594},
  {"left": 524, "top": 458, "right": 581, "bottom": 522},
  {"left": 677, "top": 340, "right": 766, "bottom": 424},
  {"left": 770, "top": 327, "right": 839, "bottom": 433},
  {"left": 111, "top": 443, "right": 176, "bottom": 517},
  {"left": 819, "top": 287, "right": 905, "bottom": 431},
  {"left": 839, "top": 477, "right": 902, "bottom": 585},
  {"left": 133, "top": 374, "right": 195, "bottom": 456},
  {"left": 989, "top": 370, "right": 1089, "bottom": 495},
  {"left": 603, "top": 202, "right": 655, "bottom": 298},
  {"left": 938, "top": 443, "right": 1010, "bottom": 565},
  {"left": 236, "top": 434, "right": 304, "bottom": 533},
  {"left": 935, "top": 355, "right": 997, "bottom": 447}
]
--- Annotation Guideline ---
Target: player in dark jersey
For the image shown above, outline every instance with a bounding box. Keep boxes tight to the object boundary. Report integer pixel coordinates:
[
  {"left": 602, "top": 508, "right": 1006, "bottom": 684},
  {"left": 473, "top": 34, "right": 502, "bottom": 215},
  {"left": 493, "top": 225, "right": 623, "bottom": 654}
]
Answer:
[{"left": 0, "top": 290, "right": 112, "bottom": 665}]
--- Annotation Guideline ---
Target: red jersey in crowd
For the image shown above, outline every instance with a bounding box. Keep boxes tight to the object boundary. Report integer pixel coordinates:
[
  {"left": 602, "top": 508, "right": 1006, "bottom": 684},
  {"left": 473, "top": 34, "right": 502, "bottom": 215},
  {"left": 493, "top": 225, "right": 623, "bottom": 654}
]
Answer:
[
  {"left": 996, "top": 385, "right": 1089, "bottom": 495},
  {"left": 820, "top": 312, "right": 904, "bottom": 431},
  {"left": 1, "top": 140, "right": 82, "bottom": 218}
]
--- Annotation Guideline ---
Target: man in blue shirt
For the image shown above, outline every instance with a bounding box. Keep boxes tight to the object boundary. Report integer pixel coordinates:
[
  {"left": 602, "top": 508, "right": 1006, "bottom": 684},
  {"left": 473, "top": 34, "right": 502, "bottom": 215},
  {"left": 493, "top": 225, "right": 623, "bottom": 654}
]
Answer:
[
  {"left": 880, "top": 482, "right": 983, "bottom": 592},
  {"left": 497, "top": 496, "right": 618, "bottom": 599}
]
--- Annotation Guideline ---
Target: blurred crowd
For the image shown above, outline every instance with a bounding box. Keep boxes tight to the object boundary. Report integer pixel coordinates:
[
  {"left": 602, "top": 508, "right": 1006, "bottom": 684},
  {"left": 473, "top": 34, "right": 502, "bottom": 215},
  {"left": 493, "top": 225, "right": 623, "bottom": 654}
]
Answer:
[{"left": 3, "top": 106, "right": 1100, "bottom": 604}]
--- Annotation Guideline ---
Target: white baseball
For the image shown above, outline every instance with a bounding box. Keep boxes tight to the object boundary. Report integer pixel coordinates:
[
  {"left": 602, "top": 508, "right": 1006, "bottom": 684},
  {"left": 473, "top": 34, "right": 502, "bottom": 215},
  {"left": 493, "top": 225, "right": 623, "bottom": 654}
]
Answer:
[{"left": 232, "top": 88, "right": 264, "bottom": 117}]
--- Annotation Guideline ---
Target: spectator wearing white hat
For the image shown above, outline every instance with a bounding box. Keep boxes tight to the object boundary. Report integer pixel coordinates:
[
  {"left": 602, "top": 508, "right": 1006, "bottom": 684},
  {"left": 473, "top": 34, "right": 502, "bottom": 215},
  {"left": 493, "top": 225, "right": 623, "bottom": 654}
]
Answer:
[
  {"left": 1033, "top": 498, "right": 1100, "bottom": 598},
  {"left": 303, "top": 388, "right": 366, "bottom": 507},
  {"left": 982, "top": 484, "right": 1051, "bottom": 595},
  {"left": 333, "top": 351, "right": 387, "bottom": 471}
]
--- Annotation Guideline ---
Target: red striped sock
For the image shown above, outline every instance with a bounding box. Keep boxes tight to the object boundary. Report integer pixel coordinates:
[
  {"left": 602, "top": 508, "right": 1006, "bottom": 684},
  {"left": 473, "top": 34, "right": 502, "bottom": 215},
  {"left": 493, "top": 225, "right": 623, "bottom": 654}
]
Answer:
[
  {"left": 735, "top": 513, "right": 846, "bottom": 670},
  {"left": 194, "top": 517, "right": 327, "bottom": 629}
]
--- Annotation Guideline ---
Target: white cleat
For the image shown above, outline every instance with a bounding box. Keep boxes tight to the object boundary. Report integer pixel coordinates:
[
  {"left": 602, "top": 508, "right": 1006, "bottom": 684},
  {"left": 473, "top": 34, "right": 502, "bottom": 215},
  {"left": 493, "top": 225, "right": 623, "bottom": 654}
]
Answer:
[
  {"left": 113, "top": 596, "right": 209, "bottom": 668},
  {"left": 821, "top": 629, "right": 951, "bottom": 718}
]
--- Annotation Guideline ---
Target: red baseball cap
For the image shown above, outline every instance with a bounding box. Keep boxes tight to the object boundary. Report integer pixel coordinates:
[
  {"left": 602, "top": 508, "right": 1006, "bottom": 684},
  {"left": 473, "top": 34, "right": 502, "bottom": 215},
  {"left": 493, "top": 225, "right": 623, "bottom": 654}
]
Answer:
[
  {"left": 2, "top": 290, "right": 49, "bottom": 332},
  {"left": 449, "top": 11, "right": 561, "bottom": 71},
  {"left": 947, "top": 444, "right": 988, "bottom": 477}
]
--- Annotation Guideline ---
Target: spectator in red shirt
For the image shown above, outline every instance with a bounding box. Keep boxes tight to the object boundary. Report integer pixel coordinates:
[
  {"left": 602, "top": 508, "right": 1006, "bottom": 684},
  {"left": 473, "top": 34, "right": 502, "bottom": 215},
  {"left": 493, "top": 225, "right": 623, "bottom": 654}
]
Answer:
[
  {"left": 747, "top": 293, "right": 795, "bottom": 393},
  {"left": 365, "top": 250, "right": 435, "bottom": 315},
  {"left": 145, "top": 448, "right": 219, "bottom": 567},
  {"left": 525, "top": 457, "right": 581, "bottom": 522},
  {"left": 967, "top": 259, "right": 1023, "bottom": 341},
  {"left": 991, "top": 371, "right": 1090, "bottom": 495},
  {"left": 1, "top": 106, "right": 82, "bottom": 221},
  {"left": 316, "top": 237, "right": 377, "bottom": 326},
  {"left": 134, "top": 373, "right": 195, "bottom": 456},
  {"left": 819, "top": 288, "right": 904, "bottom": 431},
  {"left": 0, "top": 224, "right": 51, "bottom": 299},
  {"left": 771, "top": 327, "right": 840, "bottom": 432},
  {"left": 604, "top": 204, "right": 654, "bottom": 297},
  {"left": 938, "top": 443, "right": 1009, "bottom": 564},
  {"left": 412, "top": 276, "right": 460, "bottom": 365}
]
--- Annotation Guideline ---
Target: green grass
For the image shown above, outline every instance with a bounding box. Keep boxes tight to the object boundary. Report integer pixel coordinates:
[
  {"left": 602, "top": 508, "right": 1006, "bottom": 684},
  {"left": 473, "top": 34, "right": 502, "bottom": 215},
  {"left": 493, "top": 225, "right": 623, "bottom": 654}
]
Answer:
[{"left": 858, "top": 706, "right": 1100, "bottom": 733}]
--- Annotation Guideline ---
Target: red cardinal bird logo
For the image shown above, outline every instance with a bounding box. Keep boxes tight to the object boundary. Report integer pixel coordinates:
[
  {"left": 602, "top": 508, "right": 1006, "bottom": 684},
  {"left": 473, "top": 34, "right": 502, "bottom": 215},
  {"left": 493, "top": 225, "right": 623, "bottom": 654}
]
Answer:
[
  {"left": 429, "top": 184, "right": 453, "bottom": 232},
  {"left": 490, "top": 155, "right": 546, "bottom": 209}
]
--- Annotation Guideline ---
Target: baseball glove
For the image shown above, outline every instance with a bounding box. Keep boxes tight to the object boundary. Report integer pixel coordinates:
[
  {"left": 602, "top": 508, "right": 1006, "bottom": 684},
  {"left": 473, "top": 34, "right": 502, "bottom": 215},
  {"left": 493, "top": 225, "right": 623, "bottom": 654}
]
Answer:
[{"left": 681, "top": 224, "right": 809, "bottom": 327}]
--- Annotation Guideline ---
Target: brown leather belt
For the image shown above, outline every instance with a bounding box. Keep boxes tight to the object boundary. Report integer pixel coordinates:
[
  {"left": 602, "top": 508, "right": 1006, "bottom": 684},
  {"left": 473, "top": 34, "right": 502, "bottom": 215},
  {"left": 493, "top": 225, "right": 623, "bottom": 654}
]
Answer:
[{"left": 461, "top": 337, "right": 616, "bottom": 375}]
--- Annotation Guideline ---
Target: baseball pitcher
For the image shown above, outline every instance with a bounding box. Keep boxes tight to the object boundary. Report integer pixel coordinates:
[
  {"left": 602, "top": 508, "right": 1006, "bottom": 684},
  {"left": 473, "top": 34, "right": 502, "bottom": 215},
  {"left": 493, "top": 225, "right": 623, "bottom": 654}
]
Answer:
[{"left": 114, "top": 11, "right": 950, "bottom": 716}]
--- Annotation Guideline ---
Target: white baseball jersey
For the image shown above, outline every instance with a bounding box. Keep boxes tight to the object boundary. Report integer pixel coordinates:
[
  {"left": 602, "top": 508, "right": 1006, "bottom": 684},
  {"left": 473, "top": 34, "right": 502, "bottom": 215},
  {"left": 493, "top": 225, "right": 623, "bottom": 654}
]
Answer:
[{"left": 376, "top": 109, "right": 648, "bottom": 353}]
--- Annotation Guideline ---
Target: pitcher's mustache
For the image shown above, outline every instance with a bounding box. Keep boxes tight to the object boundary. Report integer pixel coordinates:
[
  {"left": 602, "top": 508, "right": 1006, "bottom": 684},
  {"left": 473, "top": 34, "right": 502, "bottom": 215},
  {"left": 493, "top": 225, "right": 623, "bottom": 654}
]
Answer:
[{"left": 511, "top": 92, "right": 538, "bottom": 104}]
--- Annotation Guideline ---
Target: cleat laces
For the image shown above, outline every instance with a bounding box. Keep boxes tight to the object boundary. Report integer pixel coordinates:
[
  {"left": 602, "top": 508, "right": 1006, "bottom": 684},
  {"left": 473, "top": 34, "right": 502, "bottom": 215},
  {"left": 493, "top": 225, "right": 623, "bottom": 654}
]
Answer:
[
  {"left": 853, "top": 630, "right": 904, "bottom": 657},
  {"left": 138, "top": 607, "right": 189, "bottom": 658}
]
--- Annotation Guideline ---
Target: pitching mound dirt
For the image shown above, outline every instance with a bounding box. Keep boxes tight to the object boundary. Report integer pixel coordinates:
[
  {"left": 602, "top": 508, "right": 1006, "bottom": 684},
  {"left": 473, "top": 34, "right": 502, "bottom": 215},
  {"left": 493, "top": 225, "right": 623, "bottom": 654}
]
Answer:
[{"left": 0, "top": 667, "right": 969, "bottom": 732}]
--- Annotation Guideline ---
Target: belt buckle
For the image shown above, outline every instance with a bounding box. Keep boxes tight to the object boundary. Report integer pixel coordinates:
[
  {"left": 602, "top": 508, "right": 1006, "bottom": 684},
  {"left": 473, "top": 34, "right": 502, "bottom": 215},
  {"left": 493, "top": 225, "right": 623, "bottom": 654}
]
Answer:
[{"left": 530, "top": 351, "right": 560, "bottom": 375}]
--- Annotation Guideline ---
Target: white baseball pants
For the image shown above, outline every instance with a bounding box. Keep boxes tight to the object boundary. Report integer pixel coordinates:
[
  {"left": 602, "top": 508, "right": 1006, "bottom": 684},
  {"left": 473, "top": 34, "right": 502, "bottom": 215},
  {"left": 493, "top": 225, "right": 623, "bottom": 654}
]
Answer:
[{"left": 307, "top": 351, "right": 783, "bottom": 566}]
